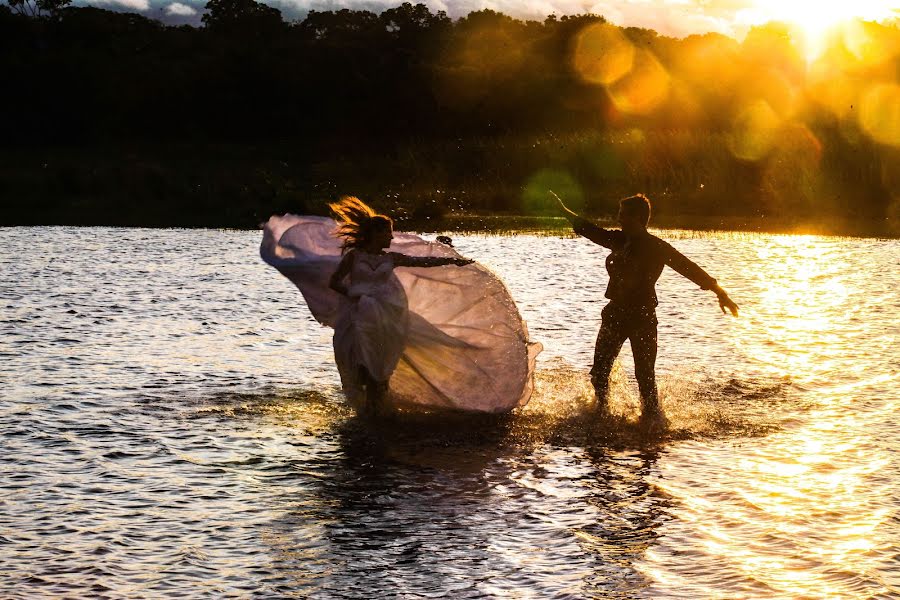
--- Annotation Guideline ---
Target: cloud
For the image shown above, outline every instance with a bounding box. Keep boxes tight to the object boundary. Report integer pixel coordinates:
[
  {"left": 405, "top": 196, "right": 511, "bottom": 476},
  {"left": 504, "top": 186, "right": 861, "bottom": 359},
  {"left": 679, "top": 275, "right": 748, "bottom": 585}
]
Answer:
[
  {"left": 587, "top": 1, "right": 740, "bottom": 37},
  {"left": 89, "top": 0, "right": 151, "bottom": 10},
  {"left": 71, "top": 0, "right": 759, "bottom": 36},
  {"left": 165, "top": 1, "right": 197, "bottom": 15},
  {"left": 78, "top": 0, "right": 893, "bottom": 40},
  {"left": 263, "top": 0, "right": 599, "bottom": 23},
  {"left": 267, "top": 0, "right": 754, "bottom": 37}
]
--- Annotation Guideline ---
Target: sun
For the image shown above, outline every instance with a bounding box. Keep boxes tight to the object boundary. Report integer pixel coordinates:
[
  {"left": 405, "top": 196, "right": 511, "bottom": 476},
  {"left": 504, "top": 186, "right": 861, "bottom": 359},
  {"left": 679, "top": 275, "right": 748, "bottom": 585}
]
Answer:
[{"left": 737, "top": 0, "right": 899, "bottom": 60}]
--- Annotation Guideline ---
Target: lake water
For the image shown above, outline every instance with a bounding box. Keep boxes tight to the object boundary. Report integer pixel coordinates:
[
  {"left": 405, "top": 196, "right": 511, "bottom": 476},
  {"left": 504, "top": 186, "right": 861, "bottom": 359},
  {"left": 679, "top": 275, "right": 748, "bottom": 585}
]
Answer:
[{"left": 1, "top": 226, "right": 898, "bottom": 598}]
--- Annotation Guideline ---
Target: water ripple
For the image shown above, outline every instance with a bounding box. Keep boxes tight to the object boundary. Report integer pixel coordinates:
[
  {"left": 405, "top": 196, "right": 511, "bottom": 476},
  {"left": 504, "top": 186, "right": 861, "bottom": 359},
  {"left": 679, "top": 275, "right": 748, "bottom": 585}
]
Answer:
[{"left": 1, "top": 227, "right": 898, "bottom": 598}]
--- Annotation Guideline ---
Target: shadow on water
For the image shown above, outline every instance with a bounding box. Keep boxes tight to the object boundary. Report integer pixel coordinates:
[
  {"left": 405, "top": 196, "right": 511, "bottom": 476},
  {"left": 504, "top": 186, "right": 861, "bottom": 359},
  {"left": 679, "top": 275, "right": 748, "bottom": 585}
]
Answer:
[
  {"left": 250, "top": 406, "right": 673, "bottom": 597},
  {"left": 301, "top": 430, "right": 666, "bottom": 597},
  {"left": 175, "top": 367, "right": 790, "bottom": 597}
]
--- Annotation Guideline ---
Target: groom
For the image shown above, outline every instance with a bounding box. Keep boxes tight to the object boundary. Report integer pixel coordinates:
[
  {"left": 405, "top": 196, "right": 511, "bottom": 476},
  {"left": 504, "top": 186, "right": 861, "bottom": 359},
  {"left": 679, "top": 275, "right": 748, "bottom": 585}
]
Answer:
[{"left": 553, "top": 192, "right": 739, "bottom": 428}]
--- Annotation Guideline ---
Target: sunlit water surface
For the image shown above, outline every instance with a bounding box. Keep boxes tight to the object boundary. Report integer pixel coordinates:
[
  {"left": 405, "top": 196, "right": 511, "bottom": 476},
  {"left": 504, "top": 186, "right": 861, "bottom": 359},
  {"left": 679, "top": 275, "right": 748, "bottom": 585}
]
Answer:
[{"left": 1, "top": 226, "right": 898, "bottom": 598}]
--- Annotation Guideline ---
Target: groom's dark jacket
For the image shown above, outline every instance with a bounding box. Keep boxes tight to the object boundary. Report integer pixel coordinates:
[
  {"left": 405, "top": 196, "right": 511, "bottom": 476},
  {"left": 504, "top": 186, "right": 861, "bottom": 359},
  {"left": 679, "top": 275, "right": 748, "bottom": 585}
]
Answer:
[{"left": 573, "top": 217, "right": 717, "bottom": 310}]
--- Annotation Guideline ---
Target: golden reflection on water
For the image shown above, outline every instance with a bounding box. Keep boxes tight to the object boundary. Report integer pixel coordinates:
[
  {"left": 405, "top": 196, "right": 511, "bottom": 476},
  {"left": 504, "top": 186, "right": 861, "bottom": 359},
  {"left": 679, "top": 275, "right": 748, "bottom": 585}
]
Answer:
[
  {"left": 645, "top": 416, "right": 894, "bottom": 596},
  {"left": 737, "top": 234, "right": 850, "bottom": 383},
  {"left": 640, "top": 233, "right": 897, "bottom": 598}
]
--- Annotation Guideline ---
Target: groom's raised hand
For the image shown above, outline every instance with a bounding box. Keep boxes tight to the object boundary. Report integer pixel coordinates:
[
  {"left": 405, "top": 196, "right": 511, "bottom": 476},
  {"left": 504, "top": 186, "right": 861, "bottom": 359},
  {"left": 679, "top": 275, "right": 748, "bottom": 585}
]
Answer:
[{"left": 548, "top": 190, "right": 576, "bottom": 220}]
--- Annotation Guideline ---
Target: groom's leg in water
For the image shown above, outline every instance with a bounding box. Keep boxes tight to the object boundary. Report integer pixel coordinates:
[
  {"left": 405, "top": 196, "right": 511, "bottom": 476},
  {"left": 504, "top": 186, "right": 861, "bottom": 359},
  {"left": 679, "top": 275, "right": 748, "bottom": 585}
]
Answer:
[
  {"left": 629, "top": 312, "right": 662, "bottom": 419},
  {"left": 590, "top": 309, "right": 629, "bottom": 411}
]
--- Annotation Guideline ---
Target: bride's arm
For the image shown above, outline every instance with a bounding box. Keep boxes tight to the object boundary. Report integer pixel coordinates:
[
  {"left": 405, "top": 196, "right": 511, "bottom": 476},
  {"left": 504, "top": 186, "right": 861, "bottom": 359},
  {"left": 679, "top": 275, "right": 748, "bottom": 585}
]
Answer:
[
  {"left": 329, "top": 251, "right": 354, "bottom": 295},
  {"left": 388, "top": 252, "right": 473, "bottom": 268}
]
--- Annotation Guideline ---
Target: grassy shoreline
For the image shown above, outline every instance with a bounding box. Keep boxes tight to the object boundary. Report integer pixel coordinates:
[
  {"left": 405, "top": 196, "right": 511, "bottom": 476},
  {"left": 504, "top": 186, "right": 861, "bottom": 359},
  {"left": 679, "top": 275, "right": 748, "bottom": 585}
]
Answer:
[
  {"left": 4, "top": 212, "right": 896, "bottom": 239},
  {"left": 428, "top": 214, "right": 899, "bottom": 238}
]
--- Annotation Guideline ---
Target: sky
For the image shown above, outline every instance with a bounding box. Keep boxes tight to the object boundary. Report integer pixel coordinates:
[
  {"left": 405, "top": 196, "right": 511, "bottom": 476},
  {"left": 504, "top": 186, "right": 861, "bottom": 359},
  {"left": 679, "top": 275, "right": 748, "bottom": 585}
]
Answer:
[{"left": 84, "top": 0, "right": 900, "bottom": 40}]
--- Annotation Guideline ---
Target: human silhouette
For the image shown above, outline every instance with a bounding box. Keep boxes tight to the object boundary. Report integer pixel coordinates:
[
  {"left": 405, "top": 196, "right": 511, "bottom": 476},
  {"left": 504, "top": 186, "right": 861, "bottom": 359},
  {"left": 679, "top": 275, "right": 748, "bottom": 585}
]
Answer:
[
  {"left": 326, "top": 197, "right": 471, "bottom": 414},
  {"left": 260, "top": 197, "right": 541, "bottom": 416},
  {"left": 552, "top": 191, "right": 739, "bottom": 429}
]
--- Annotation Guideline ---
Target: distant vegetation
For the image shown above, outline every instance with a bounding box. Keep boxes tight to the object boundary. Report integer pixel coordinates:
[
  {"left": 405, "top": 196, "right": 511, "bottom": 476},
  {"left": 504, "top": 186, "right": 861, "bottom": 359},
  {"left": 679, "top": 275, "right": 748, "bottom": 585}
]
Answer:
[{"left": 1, "top": 1, "right": 899, "bottom": 234}]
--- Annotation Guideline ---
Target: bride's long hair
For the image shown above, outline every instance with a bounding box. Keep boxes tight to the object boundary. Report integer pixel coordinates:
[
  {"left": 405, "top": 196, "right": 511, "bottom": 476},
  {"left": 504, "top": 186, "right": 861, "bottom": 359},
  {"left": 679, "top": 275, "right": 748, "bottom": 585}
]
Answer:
[{"left": 328, "top": 196, "right": 393, "bottom": 251}]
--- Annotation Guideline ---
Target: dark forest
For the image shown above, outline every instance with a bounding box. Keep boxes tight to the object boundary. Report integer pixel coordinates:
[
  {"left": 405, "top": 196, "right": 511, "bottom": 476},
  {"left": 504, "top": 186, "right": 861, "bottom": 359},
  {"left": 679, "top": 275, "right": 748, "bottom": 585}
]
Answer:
[{"left": 2, "top": 1, "right": 899, "bottom": 233}]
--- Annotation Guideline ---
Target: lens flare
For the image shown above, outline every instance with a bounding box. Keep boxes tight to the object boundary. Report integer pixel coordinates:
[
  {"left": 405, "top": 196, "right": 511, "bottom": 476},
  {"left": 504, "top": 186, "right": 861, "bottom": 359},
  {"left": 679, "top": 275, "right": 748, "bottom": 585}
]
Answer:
[
  {"left": 807, "top": 66, "right": 860, "bottom": 119},
  {"left": 607, "top": 49, "right": 671, "bottom": 115},
  {"left": 859, "top": 83, "right": 900, "bottom": 147},
  {"left": 573, "top": 23, "right": 634, "bottom": 86},
  {"left": 728, "top": 100, "right": 782, "bottom": 161},
  {"left": 522, "top": 169, "right": 583, "bottom": 214}
]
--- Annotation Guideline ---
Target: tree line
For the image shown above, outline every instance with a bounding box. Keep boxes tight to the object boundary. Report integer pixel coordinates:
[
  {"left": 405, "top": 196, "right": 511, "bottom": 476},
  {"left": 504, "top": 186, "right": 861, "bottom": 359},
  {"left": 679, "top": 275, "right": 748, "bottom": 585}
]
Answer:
[{"left": 2, "top": 1, "right": 898, "bottom": 231}]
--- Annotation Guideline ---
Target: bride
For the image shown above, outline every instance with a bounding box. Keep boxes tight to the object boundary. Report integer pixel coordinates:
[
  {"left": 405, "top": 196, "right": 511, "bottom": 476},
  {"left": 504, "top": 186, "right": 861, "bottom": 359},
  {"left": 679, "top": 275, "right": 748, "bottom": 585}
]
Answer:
[{"left": 260, "top": 196, "right": 541, "bottom": 415}]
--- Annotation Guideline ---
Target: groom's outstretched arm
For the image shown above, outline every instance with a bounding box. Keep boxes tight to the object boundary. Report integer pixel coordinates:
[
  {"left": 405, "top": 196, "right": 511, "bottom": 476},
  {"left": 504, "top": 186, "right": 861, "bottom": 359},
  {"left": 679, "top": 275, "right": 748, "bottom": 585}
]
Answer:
[
  {"left": 662, "top": 242, "right": 717, "bottom": 290},
  {"left": 550, "top": 191, "right": 623, "bottom": 250},
  {"left": 571, "top": 215, "right": 625, "bottom": 250},
  {"left": 662, "top": 241, "right": 739, "bottom": 316}
]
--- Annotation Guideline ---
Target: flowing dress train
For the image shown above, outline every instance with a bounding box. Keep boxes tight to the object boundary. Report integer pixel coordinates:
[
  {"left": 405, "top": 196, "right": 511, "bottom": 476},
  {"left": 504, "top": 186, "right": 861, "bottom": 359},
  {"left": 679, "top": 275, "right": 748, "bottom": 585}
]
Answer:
[{"left": 260, "top": 215, "right": 541, "bottom": 413}]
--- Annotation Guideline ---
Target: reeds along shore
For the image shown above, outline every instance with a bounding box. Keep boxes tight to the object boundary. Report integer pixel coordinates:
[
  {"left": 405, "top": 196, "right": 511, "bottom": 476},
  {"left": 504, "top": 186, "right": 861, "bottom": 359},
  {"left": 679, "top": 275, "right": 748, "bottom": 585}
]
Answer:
[
  {"left": 2, "top": 4, "right": 899, "bottom": 234},
  {"left": 3, "top": 132, "right": 896, "bottom": 237}
]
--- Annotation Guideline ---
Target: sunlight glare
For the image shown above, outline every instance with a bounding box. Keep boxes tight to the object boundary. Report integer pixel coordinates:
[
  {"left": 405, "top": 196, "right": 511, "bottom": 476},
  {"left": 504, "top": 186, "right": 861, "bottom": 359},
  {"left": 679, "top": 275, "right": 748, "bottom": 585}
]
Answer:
[{"left": 738, "top": 0, "right": 897, "bottom": 60}]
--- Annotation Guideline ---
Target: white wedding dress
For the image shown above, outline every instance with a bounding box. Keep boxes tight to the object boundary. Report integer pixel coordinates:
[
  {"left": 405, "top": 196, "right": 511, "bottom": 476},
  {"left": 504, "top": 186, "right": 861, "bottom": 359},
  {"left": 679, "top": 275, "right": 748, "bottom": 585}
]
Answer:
[{"left": 260, "top": 215, "right": 541, "bottom": 413}]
